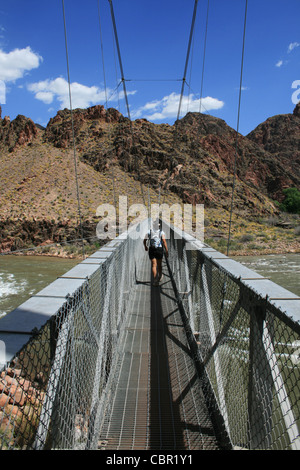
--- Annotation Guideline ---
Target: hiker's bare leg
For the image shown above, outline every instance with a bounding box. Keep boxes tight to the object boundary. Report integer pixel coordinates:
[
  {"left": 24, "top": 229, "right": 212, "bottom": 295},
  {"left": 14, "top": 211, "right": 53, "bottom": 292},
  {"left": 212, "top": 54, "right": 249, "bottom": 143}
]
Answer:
[
  {"left": 157, "top": 258, "right": 162, "bottom": 280},
  {"left": 151, "top": 259, "right": 157, "bottom": 280}
]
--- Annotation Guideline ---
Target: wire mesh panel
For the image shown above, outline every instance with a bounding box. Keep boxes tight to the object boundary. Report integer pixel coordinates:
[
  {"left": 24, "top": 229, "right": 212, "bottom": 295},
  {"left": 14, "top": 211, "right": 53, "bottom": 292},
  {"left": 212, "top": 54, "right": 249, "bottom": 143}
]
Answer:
[
  {"left": 163, "top": 220, "right": 300, "bottom": 450},
  {"left": 0, "top": 220, "right": 148, "bottom": 450},
  {"left": 0, "top": 322, "right": 53, "bottom": 449}
]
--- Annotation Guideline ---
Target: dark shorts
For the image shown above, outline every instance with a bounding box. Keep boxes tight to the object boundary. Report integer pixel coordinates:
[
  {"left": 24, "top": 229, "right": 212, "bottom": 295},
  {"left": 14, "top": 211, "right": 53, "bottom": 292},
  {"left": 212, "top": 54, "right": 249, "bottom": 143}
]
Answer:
[{"left": 148, "top": 246, "right": 163, "bottom": 260}]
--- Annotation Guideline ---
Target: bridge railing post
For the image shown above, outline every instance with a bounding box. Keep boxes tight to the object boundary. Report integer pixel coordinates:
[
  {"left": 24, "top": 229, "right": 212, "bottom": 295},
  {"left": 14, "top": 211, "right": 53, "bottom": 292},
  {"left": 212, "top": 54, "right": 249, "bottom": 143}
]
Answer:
[{"left": 247, "top": 296, "right": 273, "bottom": 449}]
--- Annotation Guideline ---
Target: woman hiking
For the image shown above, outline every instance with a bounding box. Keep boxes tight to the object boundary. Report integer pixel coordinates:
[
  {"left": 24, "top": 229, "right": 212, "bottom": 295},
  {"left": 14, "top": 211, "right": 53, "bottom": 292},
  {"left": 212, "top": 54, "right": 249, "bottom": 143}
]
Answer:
[{"left": 143, "top": 219, "right": 168, "bottom": 286}]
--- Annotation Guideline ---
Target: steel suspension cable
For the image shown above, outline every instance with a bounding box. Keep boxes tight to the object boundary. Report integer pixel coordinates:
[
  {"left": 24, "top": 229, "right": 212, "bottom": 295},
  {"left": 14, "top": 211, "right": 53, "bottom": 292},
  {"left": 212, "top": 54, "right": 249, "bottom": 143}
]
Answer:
[
  {"left": 62, "top": 0, "right": 85, "bottom": 258},
  {"left": 108, "top": 0, "right": 131, "bottom": 120},
  {"left": 226, "top": 0, "right": 248, "bottom": 257},
  {"left": 177, "top": 0, "right": 199, "bottom": 121},
  {"left": 125, "top": 78, "right": 181, "bottom": 82},
  {"left": 108, "top": 0, "right": 148, "bottom": 207},
  {"left": 96, "top": 1, "right": 119, "bottom": 211},
  {"left": 169, "top": 0, "right": 199, "bottom": 209}
]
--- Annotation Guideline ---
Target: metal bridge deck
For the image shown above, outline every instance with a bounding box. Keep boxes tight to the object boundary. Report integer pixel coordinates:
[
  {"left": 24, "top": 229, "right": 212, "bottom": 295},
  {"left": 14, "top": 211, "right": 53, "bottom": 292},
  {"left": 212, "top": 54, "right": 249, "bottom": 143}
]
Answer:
[{"left": 99, "top": 255, "right": 220, "bottom": 450}]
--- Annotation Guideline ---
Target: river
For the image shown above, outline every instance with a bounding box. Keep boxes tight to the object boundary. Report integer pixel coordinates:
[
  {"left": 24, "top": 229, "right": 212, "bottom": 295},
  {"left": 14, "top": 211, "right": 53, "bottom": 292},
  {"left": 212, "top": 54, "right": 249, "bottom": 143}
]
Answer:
[
  {"left": 0, "top": 255, "right": 78, "bottom": 319},
  {"left": 233, "top": 253, "right": 300, "bottom": 297},
  {"left": 0, "top": 253, "right": 299, "bottom": 320}
]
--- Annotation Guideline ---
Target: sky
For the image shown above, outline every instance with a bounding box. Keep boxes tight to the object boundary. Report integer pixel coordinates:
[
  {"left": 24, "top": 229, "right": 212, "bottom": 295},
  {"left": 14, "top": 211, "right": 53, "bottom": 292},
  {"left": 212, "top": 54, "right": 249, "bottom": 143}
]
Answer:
[{"left": 0, "top": 0, "right": 299, "bottom": 136}]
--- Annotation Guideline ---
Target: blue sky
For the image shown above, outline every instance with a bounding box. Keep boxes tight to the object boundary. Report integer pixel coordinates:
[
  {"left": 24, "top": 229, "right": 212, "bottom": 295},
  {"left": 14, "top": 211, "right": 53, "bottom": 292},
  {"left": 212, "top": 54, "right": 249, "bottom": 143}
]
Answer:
[{"left": 0, "top": 0, "right": 299, "bottom": 135}]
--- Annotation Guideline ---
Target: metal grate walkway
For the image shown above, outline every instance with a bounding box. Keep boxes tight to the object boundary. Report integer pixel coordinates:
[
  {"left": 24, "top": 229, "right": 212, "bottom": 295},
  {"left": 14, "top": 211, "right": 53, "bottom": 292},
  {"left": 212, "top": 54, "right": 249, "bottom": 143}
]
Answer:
[{"left": 99, "top": 254, "right": 220, "bottom": 450}]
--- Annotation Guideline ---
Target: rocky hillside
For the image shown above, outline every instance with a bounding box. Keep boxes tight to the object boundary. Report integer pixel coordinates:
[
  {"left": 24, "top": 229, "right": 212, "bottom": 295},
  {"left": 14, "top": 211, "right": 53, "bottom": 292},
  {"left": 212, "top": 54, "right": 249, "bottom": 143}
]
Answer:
[
  {"left": 41, "top": 104, "right": 300, "bottom": 211},
  {"left": 247, "top": 102, "right": 300, "bottom": 190},
  {"left": 0, "top": 103, "right": 299, "bottom": 255}
]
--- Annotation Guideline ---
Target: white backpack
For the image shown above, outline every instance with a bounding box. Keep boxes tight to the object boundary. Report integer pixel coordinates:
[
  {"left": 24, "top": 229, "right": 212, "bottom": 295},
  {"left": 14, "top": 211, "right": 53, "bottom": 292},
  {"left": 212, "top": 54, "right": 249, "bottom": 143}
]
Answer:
[{"left": 149, "top": 229, "right": 162, "bottom": 248}]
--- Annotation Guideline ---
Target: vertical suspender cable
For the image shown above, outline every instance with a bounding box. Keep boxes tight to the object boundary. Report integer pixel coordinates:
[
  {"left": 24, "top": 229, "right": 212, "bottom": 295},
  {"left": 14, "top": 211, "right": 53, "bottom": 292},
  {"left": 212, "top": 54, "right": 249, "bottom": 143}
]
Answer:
[
  {"left": 177, "top": 0, "right": 199, "bottom": 121},
  {"left": 97, "top": 0, "right": 108, "bottom": 109},
  {"left": 187, "top": 33, "right": 195, "bottom": 114},
  {"left": 199, "top": 0, "right": 210, "bottom": 113},
  {"left": 226, "top": 0, "right": 248, "bottom": 257},
  {"left": 62, "top": 0, "right": 85, "bottom": 257}
]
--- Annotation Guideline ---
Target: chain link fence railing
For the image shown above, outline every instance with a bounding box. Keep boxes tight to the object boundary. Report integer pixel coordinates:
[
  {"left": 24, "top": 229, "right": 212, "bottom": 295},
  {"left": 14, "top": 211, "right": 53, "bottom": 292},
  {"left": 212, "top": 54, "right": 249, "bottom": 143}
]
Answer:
[
  {"left": 0, "top": 220, "right": 148, "bottom": 450},
  {"left": 163, "top": 220, "right": 300, "bottom": 450}
]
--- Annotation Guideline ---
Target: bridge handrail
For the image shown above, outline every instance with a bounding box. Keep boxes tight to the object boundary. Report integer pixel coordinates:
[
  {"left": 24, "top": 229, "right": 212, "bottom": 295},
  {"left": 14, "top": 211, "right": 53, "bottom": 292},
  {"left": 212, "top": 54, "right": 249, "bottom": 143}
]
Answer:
[{"left": 161, "top": 219, "right": 300, "bottom": 450}]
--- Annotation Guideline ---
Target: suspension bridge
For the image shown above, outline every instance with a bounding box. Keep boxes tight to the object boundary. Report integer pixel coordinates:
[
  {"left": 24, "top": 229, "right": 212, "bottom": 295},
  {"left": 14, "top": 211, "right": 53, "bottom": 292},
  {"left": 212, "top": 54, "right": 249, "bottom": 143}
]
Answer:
[
  {"left": 0, "top": 219, "right": 299, "bottom": 450},
  {"left": 0, "top": 0, "right": 300, "bottom": 451}
]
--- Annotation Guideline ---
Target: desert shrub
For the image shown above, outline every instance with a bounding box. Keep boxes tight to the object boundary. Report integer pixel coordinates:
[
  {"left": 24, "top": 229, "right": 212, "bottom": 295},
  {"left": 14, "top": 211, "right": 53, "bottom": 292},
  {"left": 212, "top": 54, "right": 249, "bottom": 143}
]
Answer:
[{"left": 239, "top": 234, "right": 254, "bottom": 243}]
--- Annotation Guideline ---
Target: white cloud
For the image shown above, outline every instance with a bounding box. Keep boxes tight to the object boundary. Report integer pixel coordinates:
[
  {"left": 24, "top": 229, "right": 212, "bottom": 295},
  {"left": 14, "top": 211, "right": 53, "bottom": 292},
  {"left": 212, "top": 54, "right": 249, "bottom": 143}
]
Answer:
[
  {"left": 27, "top": 77, "right": 136, "bottom": 109},
  {"left": 287, "top": 42, "right": 300, "bottom": 53},
  {"left": 0, "top": 46, "right": 42, "bottom": 82},
  {"left": 275, "top": 42, "right": 299, "bottom": 68},
  {"left": 132, "top": 92, "right": 224, "bottom": 121}
]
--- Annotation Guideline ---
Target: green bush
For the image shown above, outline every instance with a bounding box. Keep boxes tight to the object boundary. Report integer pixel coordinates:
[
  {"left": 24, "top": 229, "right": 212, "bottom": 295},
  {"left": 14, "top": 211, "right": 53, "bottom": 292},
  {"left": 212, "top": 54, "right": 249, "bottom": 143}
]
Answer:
[{"left": 280, "top": 188, "right": 300, "bottom": 214}]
